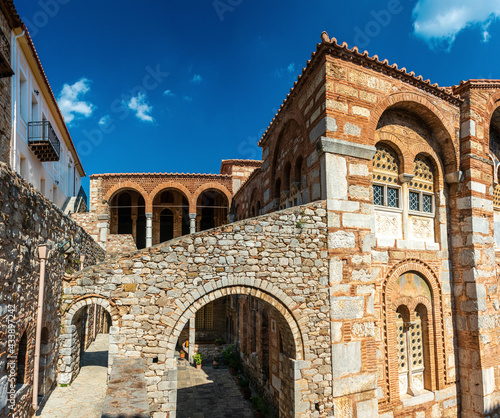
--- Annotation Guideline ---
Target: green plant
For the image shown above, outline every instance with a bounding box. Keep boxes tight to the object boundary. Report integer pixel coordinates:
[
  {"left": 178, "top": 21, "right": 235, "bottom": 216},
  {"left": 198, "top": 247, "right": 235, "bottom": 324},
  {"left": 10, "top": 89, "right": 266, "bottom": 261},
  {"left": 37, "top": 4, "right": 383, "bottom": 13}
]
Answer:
[
  {"left": 296, "top": 221, "right": 303, "bottom": 228},
  {"left": 251, "top": 396, "right": 270, "bottom": 414},
  {"left": 215, "top": 338, "right": 224, "bottom": 345},
  {"left": 194, "top": 353, "right": 204, "bottom": 365},
  {"left": 239, "top": 378, "right": 249, "bottom": 387}
]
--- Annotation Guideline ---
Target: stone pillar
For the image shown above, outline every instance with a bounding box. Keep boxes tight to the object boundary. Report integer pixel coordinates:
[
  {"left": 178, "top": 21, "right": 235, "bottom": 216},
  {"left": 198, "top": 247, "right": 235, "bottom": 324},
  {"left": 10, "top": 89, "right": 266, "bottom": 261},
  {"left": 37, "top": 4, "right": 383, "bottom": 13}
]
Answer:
[
  {"left": 188, "top": 317, "right": 195, "bottom": 364},
  {"left": 97, "top": 214, "right": 109, "bottom": 250},
  {"left": 318, "top": 137, "right": 379, "bottom": 417},
  {"left": 399, "top": 173, "right": 414, "bottom": 239},
  {"left": 145, "top": 213, "right": 153, "bottom": 247},
  {"left": 450, "top": 89, "right": 499, "bottom": 417},
  {"left": 189, "top": 213, "right": 196, "bottom": 234}
]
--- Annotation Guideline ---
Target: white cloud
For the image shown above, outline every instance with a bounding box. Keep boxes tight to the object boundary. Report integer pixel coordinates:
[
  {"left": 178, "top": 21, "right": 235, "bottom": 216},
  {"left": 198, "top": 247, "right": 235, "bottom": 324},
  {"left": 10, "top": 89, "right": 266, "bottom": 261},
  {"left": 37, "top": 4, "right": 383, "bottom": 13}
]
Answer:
[
  {"left": 57, "top": 78, "right": 95, "bottom": 124},
  {"left": 275, "top": 63, "right": 297, "bottom": 78},
  {"left": 98, "top": 115, "right": 111, "bottom": 126},
  {"left": 183, "top": 95, "right": 193, "bottom": 102},
  {"left": 125, "top": 92, "right": 154, "bottom": 122},
  {"left": 163, "top": 89, "right": 175, "bottom": 97},
  {"left": 190, "top": 74, "right": 203, "bottom": 84},
  {"left": 412, "top": 0, "right": 500, "bottom": 50}
]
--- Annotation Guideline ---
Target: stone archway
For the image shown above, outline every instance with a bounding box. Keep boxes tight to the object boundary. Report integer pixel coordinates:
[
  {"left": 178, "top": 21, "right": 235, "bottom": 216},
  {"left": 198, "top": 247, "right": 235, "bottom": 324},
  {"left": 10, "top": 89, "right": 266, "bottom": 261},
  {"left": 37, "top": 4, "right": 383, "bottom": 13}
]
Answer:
[
  {"left": 163, "top": 285, "right": 306, "bottom": 418},
  {"left": 58, "top": 296, "right": 119, "bottom": 384}
]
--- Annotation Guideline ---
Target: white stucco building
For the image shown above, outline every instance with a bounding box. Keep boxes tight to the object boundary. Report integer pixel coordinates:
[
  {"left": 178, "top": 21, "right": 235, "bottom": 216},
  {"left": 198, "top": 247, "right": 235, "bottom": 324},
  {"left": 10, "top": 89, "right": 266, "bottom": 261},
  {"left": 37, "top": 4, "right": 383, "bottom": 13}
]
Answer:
[{"left": 9, "top": 25, "right": 86, "bottom": 211}]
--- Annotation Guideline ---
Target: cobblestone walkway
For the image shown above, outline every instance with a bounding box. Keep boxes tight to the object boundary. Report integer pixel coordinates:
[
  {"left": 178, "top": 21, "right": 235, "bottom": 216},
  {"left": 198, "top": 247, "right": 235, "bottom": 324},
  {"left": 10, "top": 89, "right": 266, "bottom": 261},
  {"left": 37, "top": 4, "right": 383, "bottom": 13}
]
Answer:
[
  {"left": 176, "top": 361, "right": 254, "bottom": 418},
  {"left": 37, "top": 334, "right": 109, "bottom": 418}
]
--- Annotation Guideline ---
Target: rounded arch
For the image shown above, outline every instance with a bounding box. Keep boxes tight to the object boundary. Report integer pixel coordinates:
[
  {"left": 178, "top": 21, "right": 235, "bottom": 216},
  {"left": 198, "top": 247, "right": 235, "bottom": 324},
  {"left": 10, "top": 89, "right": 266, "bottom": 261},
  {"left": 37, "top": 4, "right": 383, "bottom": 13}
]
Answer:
[
  {"left": 373, "top": 137, "right": 404, "bottom": 174},
  {"left": 63, "top": 295, "right": 120, "bottom": 327},
  {"left": 484, "top": 89, "right": 500, "bottom": 136},
  {"left": 166, "top": 285, "right": 305, "bottom": 361},
  {"left": 105, "top": 183, "right": 149, "bottom": 211},
  {"left": 381, "top": 259, "right": 446, "bottom": 403},
  {"left": 149, "top": 182, "right": 193, "bottom": 212},
  {"left": 192, "top": 183, "right": 232, "bottom": 210},
  {"left": 270, "top": 113, "right": 307, "bottom": 168},
  {"left": 368, "top": 92, "right": 459, "bottom": 174},
  {"left": 58, "top": 296, "right": 120, "bottom": 385},
  {"left": 485, "top": 93, "right": 500, "bottom": 181}
]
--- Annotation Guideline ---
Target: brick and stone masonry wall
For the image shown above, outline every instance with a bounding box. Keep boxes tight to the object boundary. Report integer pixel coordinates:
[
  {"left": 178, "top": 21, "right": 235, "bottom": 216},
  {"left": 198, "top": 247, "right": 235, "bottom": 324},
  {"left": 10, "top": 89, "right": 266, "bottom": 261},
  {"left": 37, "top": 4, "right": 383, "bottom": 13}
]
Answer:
[
  {"left": 61, "top": 202, "right": 331, "bottom": 418},
  {"left": 0, "top": 162, "right": 105, "bottom": 417}
]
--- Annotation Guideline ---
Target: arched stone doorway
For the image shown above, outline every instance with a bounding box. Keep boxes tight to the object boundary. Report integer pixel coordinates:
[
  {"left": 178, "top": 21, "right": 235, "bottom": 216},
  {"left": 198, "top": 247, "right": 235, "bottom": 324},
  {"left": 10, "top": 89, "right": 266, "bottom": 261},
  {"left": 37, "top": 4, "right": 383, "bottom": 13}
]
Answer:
[
  {"left": 164, "top": 286, "right": 305, "bottom": 418},
  {"left": 196, "top": 189, "right": 229, "bottom": 231},
  {"left": 58, "top": 297, "right": 119, "bottom": 384}
]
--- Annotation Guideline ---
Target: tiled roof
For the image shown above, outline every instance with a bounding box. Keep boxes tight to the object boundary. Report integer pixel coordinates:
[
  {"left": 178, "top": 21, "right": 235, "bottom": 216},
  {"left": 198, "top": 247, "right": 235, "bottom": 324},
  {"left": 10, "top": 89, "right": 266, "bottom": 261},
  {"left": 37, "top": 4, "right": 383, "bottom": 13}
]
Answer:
[
  {"left": 91, "top": 172, "right": 233, "bottom": 178},
  {"left": 1, "top": 0, "right": 22, "bottom": 28},
  {"left": 258, "top": 31, "right": 463, "bottom": 146},
  {"left": 221, "top": 159, "right": 262, "bottom": 165},
  {"left": 452, "top": 79, "right": 500, "bottom": 94}
]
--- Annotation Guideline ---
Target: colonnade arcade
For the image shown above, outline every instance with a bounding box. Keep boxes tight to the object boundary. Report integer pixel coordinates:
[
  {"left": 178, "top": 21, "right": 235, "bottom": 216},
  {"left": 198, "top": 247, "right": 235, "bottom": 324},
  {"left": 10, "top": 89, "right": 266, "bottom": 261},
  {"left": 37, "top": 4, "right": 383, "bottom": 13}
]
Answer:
[{"left": 109, "top": 187, "right": 230, "bottom": 249}]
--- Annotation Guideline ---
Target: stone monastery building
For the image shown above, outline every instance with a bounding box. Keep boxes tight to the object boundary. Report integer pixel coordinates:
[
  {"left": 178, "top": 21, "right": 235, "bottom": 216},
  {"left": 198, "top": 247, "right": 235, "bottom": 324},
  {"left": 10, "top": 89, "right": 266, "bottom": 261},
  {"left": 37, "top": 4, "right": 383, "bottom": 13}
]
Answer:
[
  {"left": 4, "top": 2, "right": 500, "bottom": 416},
  {"left": 64, "top": 31, "right": 500, "bottom": 418}
]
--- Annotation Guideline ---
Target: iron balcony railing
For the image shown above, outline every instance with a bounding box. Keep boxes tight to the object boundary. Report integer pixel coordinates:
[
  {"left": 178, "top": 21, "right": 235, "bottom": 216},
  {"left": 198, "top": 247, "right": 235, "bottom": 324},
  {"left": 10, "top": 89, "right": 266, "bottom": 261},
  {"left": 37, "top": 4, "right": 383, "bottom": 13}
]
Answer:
[
  {"left": 77, "top": 185, "right": 88, "bottom": 207},
  {"left": 28, "top": 121, "right": 61, "bottom": 162}
]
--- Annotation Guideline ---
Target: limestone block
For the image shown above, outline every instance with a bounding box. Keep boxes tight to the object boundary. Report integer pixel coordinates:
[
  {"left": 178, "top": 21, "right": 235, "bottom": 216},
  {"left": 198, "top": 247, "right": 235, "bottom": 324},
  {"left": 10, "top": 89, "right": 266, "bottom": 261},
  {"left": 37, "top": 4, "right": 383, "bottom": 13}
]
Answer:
[
  {"left": 329, "top": 231, "right": 355, "bottom": 249},
  {"left": 331, "top": 342, "right": 361, "bottom": 377},
  {"left": 356, "top": 398, "right": 378, "bottom": 418},
  {"left": 330, "top": 297, "right": 365, "bottom": 320},
  {"left": 331, "top": 373, "right": 377, "bottom": 397}
]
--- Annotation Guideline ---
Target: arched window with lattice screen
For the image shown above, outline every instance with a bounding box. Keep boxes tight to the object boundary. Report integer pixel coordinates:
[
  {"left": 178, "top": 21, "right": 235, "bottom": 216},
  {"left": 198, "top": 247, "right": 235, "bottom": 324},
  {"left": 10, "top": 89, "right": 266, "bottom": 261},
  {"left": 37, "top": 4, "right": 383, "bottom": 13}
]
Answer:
[
  {"left": 394, "top": 272, "right": 432, "bottom": 398},
  {"left": 409, "top": 156, "right": 434, "bottom": 214},
  {"left": 373, "top": 144, "right": 403, "bottom": 239},
  {"left": 408, "top": 156, "right": 436, "bottom": 242},
  {"left": 373, "top": 144, "right": 401, "bottom": 208}
]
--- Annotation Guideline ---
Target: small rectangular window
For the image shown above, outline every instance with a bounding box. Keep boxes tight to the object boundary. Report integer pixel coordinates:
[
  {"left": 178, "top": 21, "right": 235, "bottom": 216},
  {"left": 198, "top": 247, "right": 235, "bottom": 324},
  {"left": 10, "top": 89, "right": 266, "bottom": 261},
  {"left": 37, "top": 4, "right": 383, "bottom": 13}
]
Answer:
[
  {"left": 422, "top": 194, "right": 432, "bottom": 213},
  {"left": 409, "top": 192, "right": 420, "bottom": 212},
  {"left": 387, "top": 187, "right": 399, "bottom": 208},
  {"left": 373, "top": 185, "right": 384, "bottom": 206}
]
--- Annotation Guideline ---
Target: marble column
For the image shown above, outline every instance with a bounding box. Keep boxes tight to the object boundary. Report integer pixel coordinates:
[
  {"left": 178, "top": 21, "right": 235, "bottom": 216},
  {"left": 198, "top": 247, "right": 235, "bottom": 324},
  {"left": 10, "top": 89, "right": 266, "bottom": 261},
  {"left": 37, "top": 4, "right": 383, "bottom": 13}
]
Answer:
[
  {"left": 146, "top": 213, "right": 153, "bottom": 247},
  {"left": 189, "top": 213, "right": 196, "bottom": 234}
]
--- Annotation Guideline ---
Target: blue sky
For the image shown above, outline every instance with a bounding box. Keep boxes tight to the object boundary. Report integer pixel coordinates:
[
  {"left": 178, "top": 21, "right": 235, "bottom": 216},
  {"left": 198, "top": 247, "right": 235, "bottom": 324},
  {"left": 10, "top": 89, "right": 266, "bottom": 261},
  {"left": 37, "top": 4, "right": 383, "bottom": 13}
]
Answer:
[{"left": 13, "top": 0, "right": 500, "bottom": 193}]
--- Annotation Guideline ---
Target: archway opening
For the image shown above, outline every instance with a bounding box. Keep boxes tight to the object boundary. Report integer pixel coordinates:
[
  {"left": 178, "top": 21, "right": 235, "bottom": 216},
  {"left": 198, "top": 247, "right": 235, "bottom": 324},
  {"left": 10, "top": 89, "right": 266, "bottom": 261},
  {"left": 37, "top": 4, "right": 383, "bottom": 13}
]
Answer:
[
  {"left": 153, "top": 189, "right": 190, "bottom": 245},
  {"left": 175, "top": 293, "right": 297, "bottom": 418},
  {"left": 109, "top": 190, "right": 146, "bottom": 249},
  {"left": 196, "top": 189, "right": 229, "bottom": 231},
  {"left": 70, "top": 303, "right": 112, "bottom": 377}
]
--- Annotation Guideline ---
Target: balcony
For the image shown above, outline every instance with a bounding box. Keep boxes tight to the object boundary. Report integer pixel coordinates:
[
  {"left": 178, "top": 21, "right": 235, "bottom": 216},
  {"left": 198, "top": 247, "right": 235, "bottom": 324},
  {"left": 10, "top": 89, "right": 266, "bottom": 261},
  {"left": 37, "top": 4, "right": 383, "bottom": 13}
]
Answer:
[
  {"left": 28, "top": 121, "right": 61, "bottom": 162},
  {"left": 0, "top": 29, "right": 13, "bottom": 78}
]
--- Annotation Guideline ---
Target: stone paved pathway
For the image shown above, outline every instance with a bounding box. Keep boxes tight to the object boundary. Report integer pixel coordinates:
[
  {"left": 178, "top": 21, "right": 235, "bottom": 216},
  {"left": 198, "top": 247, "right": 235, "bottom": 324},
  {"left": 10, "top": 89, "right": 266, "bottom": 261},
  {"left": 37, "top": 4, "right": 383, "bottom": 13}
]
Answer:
[
  {"left": 176, "top": 361, "right": 254, "bottom": 418},
  {"left": 37, "top": 334, "right": 109, "bottom": 418}
]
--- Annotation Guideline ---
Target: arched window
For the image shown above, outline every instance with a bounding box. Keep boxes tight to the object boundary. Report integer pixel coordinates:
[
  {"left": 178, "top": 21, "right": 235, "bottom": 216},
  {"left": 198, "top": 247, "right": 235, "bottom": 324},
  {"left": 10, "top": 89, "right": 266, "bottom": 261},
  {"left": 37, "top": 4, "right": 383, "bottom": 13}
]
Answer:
[
  {"left": 409, "top": 156, "right": 434, "bottom": 214},
  {"left": 294, "top": 156, "right": 303, "bottom": 187},
  {"left": 373, "top": 144, "right": 401, "bottom": 209},
  {"left": 283, "top": 162, "right": 291, "bottom": 192},
  {"left": 394, "top": 272, "right": 432, "bottom": 397},
  {"left": 274, "top": 178, "right": 281, "bottom": 201}
]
